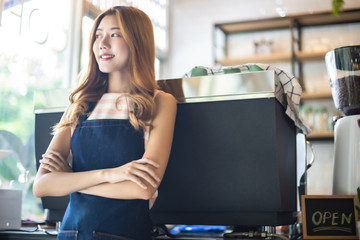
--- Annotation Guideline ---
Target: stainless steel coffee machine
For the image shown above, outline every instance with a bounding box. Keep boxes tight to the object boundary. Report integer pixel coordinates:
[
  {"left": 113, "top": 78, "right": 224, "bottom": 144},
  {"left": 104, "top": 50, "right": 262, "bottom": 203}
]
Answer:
[{"left": 325, "top": 45, "right": 360, "bottom": 195}]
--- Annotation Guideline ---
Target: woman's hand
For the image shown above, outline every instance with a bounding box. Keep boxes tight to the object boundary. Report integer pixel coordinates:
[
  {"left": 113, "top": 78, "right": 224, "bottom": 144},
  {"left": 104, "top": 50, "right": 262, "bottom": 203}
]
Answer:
[
  {"left": 39, "top": 150, "right": 72, "bottom": 173},
  {"left": 104, "top": 158, "right": 160, "bottom": 189}
]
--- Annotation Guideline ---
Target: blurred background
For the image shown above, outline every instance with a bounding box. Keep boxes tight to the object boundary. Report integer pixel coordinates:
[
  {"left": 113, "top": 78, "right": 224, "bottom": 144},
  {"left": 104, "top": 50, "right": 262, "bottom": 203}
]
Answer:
[{"left": 0, "top": 0, "right": 359, "bottom": 221}]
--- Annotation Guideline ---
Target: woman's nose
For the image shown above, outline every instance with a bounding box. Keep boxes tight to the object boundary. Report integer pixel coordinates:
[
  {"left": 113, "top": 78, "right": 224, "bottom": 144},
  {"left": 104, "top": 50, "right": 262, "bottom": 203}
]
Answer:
[{"left": 99, "top": 36, "right": 110, "bottom": 49}]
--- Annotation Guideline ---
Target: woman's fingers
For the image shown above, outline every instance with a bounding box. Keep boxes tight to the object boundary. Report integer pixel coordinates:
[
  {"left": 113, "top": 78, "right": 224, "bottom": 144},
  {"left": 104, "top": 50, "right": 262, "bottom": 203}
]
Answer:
[
  {"left": 132, "top": 159, "right": 161, "bottom": 183},
  {"left": 42, "top": 152, "right": 63, "bottom": 164},
  {"left": 40, "top": 151, "right": 71, "bottom": 172},
  {"left": 130, "top": 168, "right": 158, "bottom": 188},
  {"left": 136, "top": 158, "right": 160, "bottom": 168},
  {"left": 47, "top": 150, "right": 66, "bottom": 162},
  {"left": 127, "top": 175, "right": 148, "bottom": 189},
  {"left": 40, "top": 162, "right": 56, "bottom": 172},
  {"left": 40, "top": 156, "right": 61, "bottom": 170},
  {"left": 133, "top": 161, "right": 160, "bottom": 181},
  {"left": 134, "top": 158, "right": 161, "bottom": 181},
  {"left": 106, "top": 158, "right": 161, "bottom": 188}
]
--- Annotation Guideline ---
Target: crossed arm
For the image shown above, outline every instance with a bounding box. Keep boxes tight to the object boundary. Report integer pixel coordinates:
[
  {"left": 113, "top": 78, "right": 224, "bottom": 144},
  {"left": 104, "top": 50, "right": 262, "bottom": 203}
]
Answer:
[{"left": 32, "top": 92, "right": 177, "bottom": 200}]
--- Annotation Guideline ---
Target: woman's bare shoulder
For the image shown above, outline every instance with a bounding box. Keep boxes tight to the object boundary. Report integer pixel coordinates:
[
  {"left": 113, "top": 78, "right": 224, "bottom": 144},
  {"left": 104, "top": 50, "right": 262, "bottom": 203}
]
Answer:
[
  {"left": 153, "top": 91, "right": 177, "bottom": 121},
  {"left": 154, "top": 90, "right": 177, "bottom": 105}
]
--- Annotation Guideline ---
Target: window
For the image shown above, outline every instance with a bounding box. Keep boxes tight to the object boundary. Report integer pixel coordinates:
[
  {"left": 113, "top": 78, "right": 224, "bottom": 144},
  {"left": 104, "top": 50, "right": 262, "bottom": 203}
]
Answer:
[{"left": 0, "top": 0, "right": 71, "bottom": 220}]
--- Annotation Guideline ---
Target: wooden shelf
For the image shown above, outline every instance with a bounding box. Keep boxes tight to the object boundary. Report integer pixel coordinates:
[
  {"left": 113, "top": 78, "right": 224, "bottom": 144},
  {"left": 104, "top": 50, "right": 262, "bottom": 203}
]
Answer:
[
  {"left": 216, "top": 52, "right": 292, "bottom": 66},
  {"left": 295, "top": 50, "right": 328, "bottom": 62},
  {"left": 306, "top": 130, "right": 334, "bottom": 140},
  {"left": 301, "top": 91, "right": 332, "bottom": 99},
  {"left": 216, "top": 51, "right": 328, "bottom": 66},
  {"left": 295, "top": 9, "right": 360, "bottom": 26},
  {"left": 215, "top": 8, "right": 360, "bottom": 34},
  {"left": 216, "top": 18, "right": 291, "bottom": 33}
]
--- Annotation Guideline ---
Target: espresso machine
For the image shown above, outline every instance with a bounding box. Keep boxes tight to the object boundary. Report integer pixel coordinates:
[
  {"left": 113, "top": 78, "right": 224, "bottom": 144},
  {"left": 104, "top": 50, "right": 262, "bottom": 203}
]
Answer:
[{"left": 325, "top": 45, "right": 360, "bottom": 195}]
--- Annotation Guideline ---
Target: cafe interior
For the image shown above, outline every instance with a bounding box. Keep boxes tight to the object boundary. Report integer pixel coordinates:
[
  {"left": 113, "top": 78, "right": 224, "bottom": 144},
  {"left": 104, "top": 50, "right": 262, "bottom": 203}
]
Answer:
[{"left": 0, "top": 0, "right": 360, "bottom": 239}]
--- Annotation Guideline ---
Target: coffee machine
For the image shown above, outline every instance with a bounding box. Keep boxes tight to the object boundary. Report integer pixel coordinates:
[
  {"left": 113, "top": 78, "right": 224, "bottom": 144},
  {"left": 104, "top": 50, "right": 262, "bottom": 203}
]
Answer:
[{"left": 325, "top": 45, "right": 360, "bottom": 195}]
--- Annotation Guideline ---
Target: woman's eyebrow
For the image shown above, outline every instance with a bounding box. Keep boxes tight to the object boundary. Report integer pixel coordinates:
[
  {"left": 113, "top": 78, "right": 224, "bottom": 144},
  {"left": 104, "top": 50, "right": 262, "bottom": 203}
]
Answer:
[{"left": 96, "top": 27, "right": 121, "bottom": 31}]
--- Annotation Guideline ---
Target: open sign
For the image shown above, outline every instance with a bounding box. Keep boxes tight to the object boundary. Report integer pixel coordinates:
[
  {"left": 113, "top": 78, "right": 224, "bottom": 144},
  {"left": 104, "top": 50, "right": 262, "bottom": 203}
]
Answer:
[{"left": 302, "top": 195, "right": 358, "bottom": 239}]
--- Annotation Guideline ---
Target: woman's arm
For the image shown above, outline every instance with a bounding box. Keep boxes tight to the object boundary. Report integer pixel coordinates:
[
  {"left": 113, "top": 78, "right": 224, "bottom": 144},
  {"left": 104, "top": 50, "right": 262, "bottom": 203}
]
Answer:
[
  {"left": 33, "top": 122, "right": 162, "bottom": 198},
  {"left": 32, "top": 121, "right": 112, "bottom": 197},
  {"left": 79, "top": 92, "right": 177, "bottom": 199}
]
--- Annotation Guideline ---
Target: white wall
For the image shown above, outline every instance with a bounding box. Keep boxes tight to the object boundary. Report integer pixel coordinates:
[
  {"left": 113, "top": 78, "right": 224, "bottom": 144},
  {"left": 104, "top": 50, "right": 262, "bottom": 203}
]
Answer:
[{"left": 162, "top": 0, "right": 360, "bottom": 195}]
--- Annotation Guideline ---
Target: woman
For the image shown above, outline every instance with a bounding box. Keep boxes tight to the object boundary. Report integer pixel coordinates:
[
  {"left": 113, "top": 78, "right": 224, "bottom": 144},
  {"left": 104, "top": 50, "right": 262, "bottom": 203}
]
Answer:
[{"left": 33, "top": 6, "right": 177, "bottom": 240}]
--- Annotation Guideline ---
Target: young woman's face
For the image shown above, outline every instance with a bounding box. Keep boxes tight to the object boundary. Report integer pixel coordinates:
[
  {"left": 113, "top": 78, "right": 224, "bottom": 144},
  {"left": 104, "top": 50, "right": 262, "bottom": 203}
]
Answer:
[{"left": 93, "top": 15, "right": 130, "bottom": 75}]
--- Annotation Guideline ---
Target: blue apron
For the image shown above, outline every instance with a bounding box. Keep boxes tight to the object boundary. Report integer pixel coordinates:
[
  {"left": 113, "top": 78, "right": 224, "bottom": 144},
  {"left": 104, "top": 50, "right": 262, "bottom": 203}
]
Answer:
[{"left": 57, "top": 116, "right": 152, "bottom": 240}]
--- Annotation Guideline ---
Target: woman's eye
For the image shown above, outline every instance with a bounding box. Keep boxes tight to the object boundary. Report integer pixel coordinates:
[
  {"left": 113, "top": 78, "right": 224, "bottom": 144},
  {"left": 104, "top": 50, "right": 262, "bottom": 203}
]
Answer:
[
  {"left": 112, "top": 33, "right": 121, "bottom": 37},
  {"left": 95, "top": 34, "right": 101, "bottom": 39}
]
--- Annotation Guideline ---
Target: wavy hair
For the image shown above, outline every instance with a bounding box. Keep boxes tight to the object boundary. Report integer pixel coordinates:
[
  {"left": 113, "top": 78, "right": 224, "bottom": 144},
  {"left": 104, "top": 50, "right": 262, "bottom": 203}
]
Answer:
[{"left": 55, "top": 6, "right": 157, "bottom": 132}]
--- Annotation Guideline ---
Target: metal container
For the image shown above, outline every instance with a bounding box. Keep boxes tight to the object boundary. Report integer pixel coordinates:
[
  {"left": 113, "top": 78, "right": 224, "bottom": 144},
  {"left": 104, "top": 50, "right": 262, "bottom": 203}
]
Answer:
[{"left": 325, "top": 45, "right": 360, "bottom": 116}]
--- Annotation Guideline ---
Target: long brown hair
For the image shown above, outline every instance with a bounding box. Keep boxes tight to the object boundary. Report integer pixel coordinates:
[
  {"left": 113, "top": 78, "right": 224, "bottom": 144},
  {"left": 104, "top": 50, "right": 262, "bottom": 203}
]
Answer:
[{"left": 56, "top": 6, "right": 157, "bottom": 131}]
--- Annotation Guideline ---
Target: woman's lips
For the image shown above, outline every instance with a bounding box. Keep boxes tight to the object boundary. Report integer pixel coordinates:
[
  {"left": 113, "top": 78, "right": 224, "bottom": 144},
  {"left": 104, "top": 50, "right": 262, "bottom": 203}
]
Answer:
[{"left": 100, "top": 54, "right": 115, "bottom": 60}]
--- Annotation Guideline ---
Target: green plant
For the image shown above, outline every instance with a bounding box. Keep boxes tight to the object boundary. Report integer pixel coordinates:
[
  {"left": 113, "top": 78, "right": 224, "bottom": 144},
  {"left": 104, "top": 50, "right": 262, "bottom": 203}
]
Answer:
[{"left": 332, "top": 0, "right": 344, "bottom": 16}]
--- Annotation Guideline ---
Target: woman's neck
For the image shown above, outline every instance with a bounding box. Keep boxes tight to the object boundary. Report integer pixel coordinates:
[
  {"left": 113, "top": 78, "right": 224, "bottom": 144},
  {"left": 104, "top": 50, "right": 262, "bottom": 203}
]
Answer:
[{"left": 107, "top": 71, "right": 130, "bottom": 93}]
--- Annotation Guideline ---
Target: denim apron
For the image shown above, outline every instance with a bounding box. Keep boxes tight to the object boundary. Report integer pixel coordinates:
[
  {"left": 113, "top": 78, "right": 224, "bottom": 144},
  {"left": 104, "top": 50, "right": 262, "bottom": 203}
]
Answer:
[{"left": 57, "top": 115, "right": 152, "bottom": 240}]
